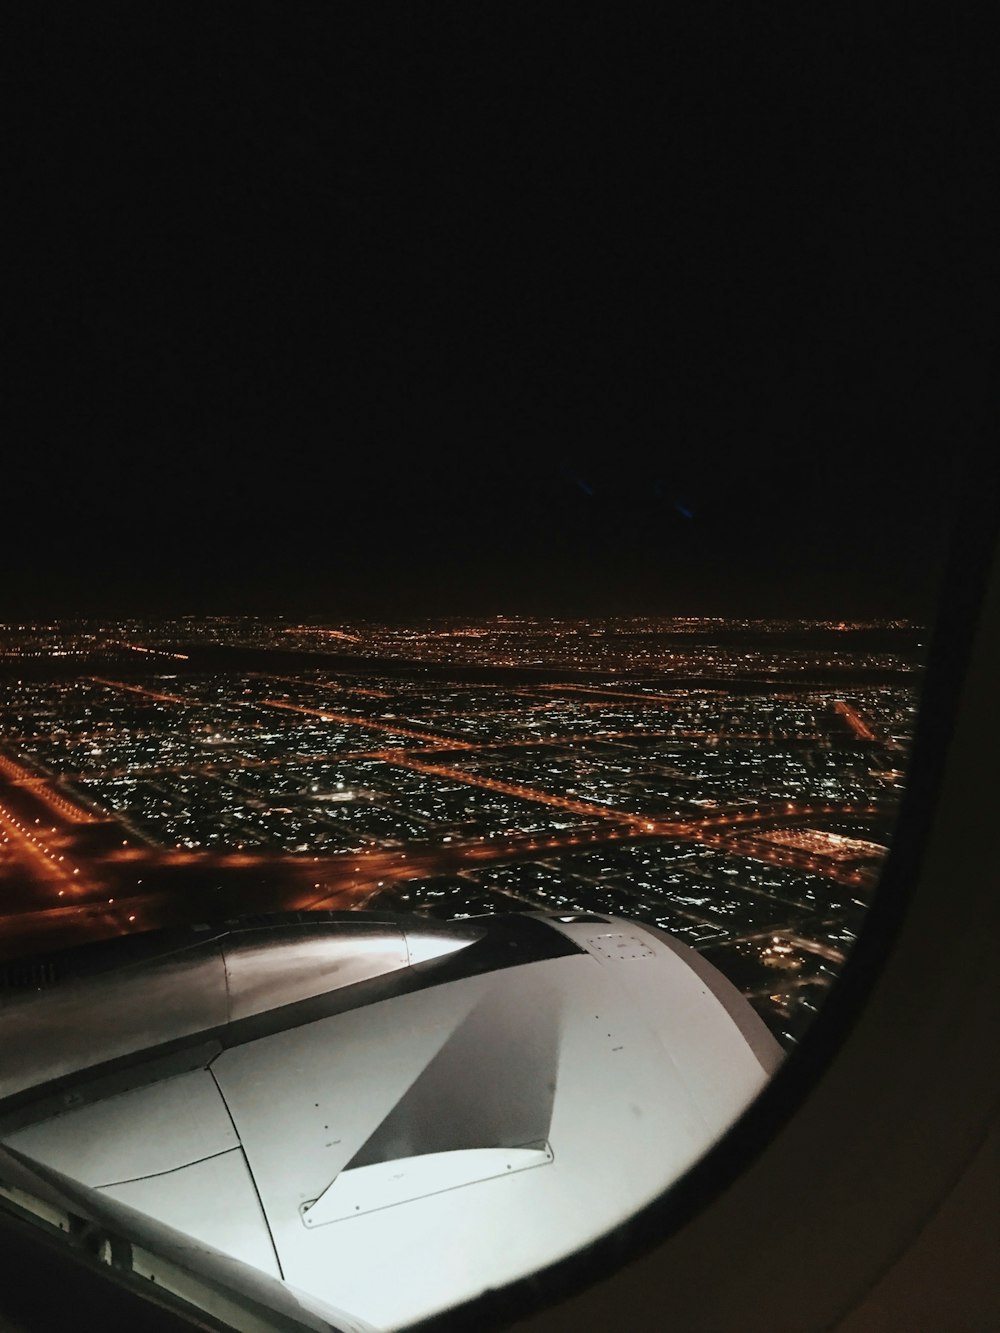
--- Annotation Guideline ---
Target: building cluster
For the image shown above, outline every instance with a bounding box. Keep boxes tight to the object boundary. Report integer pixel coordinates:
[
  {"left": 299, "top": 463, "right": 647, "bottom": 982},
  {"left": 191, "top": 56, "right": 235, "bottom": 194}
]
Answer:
[
  {"left": 0, "top": 614, "right": 924, "bottom": 1050},
  {"left": 0, "top": 615, "right": 921, "bottom": 676}
]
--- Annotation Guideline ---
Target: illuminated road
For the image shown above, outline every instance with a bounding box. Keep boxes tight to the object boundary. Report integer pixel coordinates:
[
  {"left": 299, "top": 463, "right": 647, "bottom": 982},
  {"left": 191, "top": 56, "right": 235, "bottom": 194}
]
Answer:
[
  {"left": 833, "top": 699, "right": 877, "bottom": 741},
  {"left": 281, "top": 627, "right": 362, "bottom": 644},
  {"left": 696, "top": 827, "right": 878, "bottom": 887},
  {"left": 0, "top": 662, "right": 898, "bottom": 959},
  {"left": 286, "top": 799, "right": 891, "bottom": 907},
  {"left": 89, "top": 677, "right": 193, "bottom": 706},
  {"left": 0, "top": 803, "right": 91, "bottom": 900},
  {"left": 251, "top": 671, "right": 390, "bottom": 699},
  {"left": 378, "top": 751, "right": 639, "bottom": 824},
  {"left": 61, "top": 729, "right": 834, "bottom": 785},
  {"left": 0, "top": 752, "right": 100, "bottom": 824},
  {"left": 415, "top": 730, "right": 829, "bottom": 754},
  {"left": 0, "top": 791, "right": 889, "bottom": 958},
  {"left": 84, "top": 675, "right": 477, "bottom": 750},
  {"left": 61, "top": 749, "right": 396, "bottom": 783},
  {"left": 111, "top": 642, "right": 190, "bottom": 662},
  {"left": 538, "top": 684, "right": 709, "bottom": 705},
  {"left": 782, "top": 933, "right": 847, "bottom": 963},
  {"left": 259, "top": 699, "right": 475, "bottom": 749}
]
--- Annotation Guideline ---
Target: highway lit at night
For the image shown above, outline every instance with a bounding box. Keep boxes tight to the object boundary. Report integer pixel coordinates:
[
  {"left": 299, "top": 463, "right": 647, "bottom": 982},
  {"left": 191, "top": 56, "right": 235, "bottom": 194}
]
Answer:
[{"left": 0, "top": 616, "right": 920, "bottom": 1048}]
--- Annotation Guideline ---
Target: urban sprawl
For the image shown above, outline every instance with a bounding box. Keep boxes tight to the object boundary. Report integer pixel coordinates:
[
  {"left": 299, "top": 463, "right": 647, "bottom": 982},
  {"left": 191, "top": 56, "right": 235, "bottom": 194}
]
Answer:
[{"left": 0, "top": 616, "right": 922, "bottom": 1049}]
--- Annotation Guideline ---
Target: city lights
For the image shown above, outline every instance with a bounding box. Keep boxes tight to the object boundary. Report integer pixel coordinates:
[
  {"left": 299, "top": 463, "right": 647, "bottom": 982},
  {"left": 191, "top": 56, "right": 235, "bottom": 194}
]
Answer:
[{"left": 0, "top": 615, "right": 920, "bottom": 1047}]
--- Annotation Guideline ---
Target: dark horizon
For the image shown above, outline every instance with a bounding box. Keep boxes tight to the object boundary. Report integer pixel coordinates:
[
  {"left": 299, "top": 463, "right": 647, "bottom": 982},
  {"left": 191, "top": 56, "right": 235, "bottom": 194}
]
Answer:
[
  {"left": 8, "top": 9, "right": 988, "bottom": 622},
  {"left": 0, "top": 570, "right": 945, "bottom": 625}
]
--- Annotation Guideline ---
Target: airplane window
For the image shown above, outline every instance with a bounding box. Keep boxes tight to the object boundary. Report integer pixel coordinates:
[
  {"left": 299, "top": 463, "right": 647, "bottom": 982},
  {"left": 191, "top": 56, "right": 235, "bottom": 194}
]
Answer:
[{"left": 2, "top": 8, "right": 987, "bottom": 1333}]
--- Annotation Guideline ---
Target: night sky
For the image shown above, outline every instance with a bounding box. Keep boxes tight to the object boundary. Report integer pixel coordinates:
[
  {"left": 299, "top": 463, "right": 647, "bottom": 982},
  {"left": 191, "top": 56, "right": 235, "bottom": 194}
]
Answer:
[{"left": 7, "top": 6, "right": 991, "bottom": 621}]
